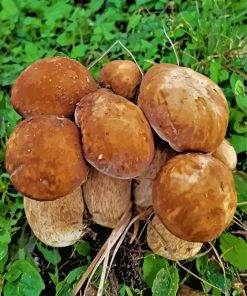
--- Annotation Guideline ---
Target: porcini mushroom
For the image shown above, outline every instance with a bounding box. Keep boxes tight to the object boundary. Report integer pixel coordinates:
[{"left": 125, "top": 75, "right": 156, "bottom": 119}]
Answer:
[
  {"left": 11, "top": 56, "right": 97, "bottom": 118},
  {"left": 6, "top": 116, "right": 88, "bottom": 201},
  {"left": 134, "top": 147, "right": 176, "bottom": 210},
  {"left": 153, "top": 153, "right": 237, "bottom": 242},
  {"left": 83, "top": 167, "right": 132, "bottom": 228},
  {"left": 212, "top": 139, "right": 237, "bottom": 170},
  {"left": 24, "top": 187, "right": 85, "bottom": 247},
  {"left": 99, "top": 60, "right": 142, "bottom": 99},
  {"left": 138, "top": 64, "right": 229, "bottom": 152},
  {"left": 147, "top": 215, "right": 202, "bottom": 260},
  {"left": 75, "top": 89, "right": 154, "bottom": 179}
]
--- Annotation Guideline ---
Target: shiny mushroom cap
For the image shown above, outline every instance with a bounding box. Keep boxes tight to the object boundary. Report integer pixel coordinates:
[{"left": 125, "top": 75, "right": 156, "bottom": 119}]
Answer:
[
  {"left": 11, "top": 56, "right": 97, "bottom": 118},
  {"left": 83, "top": 167, "right": 132, "bottom": 228},
  {"left": 99, "top": 60, "right": 142, "bottom": 99},
  {"left": 212, "top": 139, "right": 237, "bottom": 170},
  {"left": 153, "top": 153, "right": 237, "bottom": 242},
  {"left": 24, "top": 187, "right": 85, "bottom": 247},
  {"left": 147, "top": 215, "right": 202, "bottom": 260},
  {"left": 138, "top": 64, "right": 228, "bottom": 152},
  {"left": 75, "top": 89, "right": 154, "bottom": 179},
  {"left": 6, "top": 116, "right": 88, "bottom": 201}
]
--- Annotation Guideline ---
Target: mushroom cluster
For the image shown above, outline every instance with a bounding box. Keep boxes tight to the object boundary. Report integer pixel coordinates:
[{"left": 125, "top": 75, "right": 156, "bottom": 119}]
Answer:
[{"left": 6, "top": 57, "right": 237, "bottom": 265}]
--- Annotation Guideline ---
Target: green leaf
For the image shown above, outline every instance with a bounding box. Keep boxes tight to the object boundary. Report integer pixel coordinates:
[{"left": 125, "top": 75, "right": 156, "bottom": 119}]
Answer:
[
  {"left": 75, "top": 240, "right": 90, "bottom": 257},
  {"left": 196, "top": 255, "right": 208, "bottom": 275},
  {"left": 0, "top": 229, "right": 11, "bottom": 244},
  {"left": 152, "top": 266, "right": 179, "bottom": 296},
  {"left": 71, "top": 44, "right": 87, "bottom": 59},
  {"left": 210, "top": 61, "right": 220, "bottom": 84},
  {"left": 36, "top": 242, "right": 61, "bottom": 265},
  {"left": 229, "top": 134, "right": 247, "bottom": 154},
  {"left": 142, "top": 252, "right": 169, "bottom": 288},
  {"left": 57, "top": 32, "right": 74, "bottom": 46},
  {"left": 0, "top": 243, "right": 8, "bottom": 261},
  {"left": 234, "top": 171, "right": 247, "bottom": 212},
  {"left": 4, "top": 260, "right": 44, "bottom": 296},
  {"left": 55, "top": 266, "right": 87, "bottom": 296},
  {"left": 220, "top": 233, "right": 247, "bottom": 270},
  {"left": 43, "top": 2, "right": 72, "bottom": 20},
  {"left": 205, "top": 261, "right": 232, "bottom": 293},
  {"left": 119, "top": 284, "right": 134, "bottom": 296}
]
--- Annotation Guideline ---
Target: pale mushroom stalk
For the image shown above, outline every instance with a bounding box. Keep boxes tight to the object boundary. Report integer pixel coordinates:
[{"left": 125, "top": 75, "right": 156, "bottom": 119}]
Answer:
[
  {"left": 24, "top": 186, "right": 85, "bottom": 247},
  {"left": 134, "top": 147, "right": 176, "bottom": 210},
  {"left": 83, "top": 167, "right": 132, "bottom": 228}
]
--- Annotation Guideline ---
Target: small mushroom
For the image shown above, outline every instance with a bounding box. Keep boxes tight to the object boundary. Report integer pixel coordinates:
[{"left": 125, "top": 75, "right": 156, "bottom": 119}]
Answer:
[
  {"left": 75, "top": 89, "right": 154, "bottom": 179},
  {"left": 83, "top": 167, "right": 132, "bottom": 228},
  {"left": 153, "top": 153, "right": 237, "bottom": 242},
  {"left": 138, "top": 64, "right": 229, "bottom": 152},
  {"left": 134, "top": 147, "right": 176, "bottom": 210},
  {"left": 24, "top": 187, "right": 85, "bottom": 247},
  {"left": 99, "top": 60, "right": 142, "bottom": 99},
  {"left": 147, "top": 215, "right": 202, "bottom": 260},
  {"left": 212, "top": 139, "right": 237, "bottom": 170},
  {"left": 11, "top": 56, "right": 97, "bottom": 118},
  {"left": 6, "top": 116, "right": 88, "bottom": 201}
]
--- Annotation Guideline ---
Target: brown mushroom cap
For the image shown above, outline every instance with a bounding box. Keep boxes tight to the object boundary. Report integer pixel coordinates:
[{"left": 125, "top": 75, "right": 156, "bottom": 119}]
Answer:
[
  {"left": 6, "top": 116, "right": 88, "bottom": 200},
  {"left": 83, "top": 167, "right": 132, "bottom": 228},
  {"left": 11, "top": 57, "right": 97, "bottom": 118},
  {"left": 153, "top": 153, "right": 237, "bottom": 242},
  {"left": 212, "top": 139, "right": 237, "bottom": 170},
  {"left": 75, "top": 89, "right": 154, "bottom": 179},
  {"left": 99, "top": 60, "right": 142, "bottom": 99},
  {"left": 138, "top": 64, "right": 229, "bottom": 152},
  {"left": 147, "top": 215, "right": 202, "bottom": 261},
  {"left": 24, "top": 187, "right": 85, "bottom": 247},
  {"left": 134, "top": 148, "right": 176, "bottom": 209}
]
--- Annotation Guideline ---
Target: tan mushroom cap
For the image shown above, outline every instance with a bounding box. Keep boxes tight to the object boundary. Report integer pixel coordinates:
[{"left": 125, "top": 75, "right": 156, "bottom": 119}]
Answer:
[
  {"left": 75, "top": 89, "right": 154, "bottom": 179},
  {"left": 83, "top": 167, "right": 132, "bottom": 228},
  {"left": 153, "top": 153, "right": 237, "bottom": 242},
  {"left": 147, "top": 215, "right": 202, "bottom": 261},
  {"left": 24, "top": 187, "right": 85, "bottom": 247},
  {"left": 11, "top": 56, "right": 97, "bottom": 118},
  {"left": 134, "top": 147, "right": 176, "bottom": 209},
  {"left": 99, "top": 60, "right": 142, "bottom": 99},
  {"left": 212, "top": 139, "right": 237, "bottom": 170},
  {"left": 138, "top": 63, "right": 229, "bottom": 152},
  {"left": 6, "top": 116, "right": 88, "bottom": 201}
]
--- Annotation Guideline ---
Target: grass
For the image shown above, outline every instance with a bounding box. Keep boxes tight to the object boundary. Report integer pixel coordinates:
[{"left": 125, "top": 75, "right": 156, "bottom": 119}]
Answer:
[{"left": 0, "top": 0, "right": 246, "bottom": 295}]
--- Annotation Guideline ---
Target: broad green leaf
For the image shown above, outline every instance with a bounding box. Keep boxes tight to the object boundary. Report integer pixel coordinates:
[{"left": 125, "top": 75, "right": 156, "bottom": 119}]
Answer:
[
  {"left": 4, "top": 260, "right": 44, "bottom": 296},
  {"left": 75, "top": 240, "right": 90, "bottom": 257},
  {"left": 36, "top": 242, "right": 61, "bottom": 265},
  {"left": 0, "top": 243, "right": 8, "bottom": 261},
  {"left": 220, "top": 233, "right": 247, "bottom": 270},
  {"left": 210, "top": 61, "right": 220, "bottom": 83},
  {"left": 234, "top": 171, "right": 247, "bottom": 212},
  {"left": 71, "top": 44, "right": 87, "bottom": 59},
  {"left": 55, "top": 266, "right": 87, "bottom": 296},
  {"left": 196, "top": 255, "right": 208, "bottom": 275},
  {"left": 205, "top": 261, "right": 232, "bottom": 293},
  {"left": 43, "top": 2, "right": 72, "bottom": 20},
  {"left": 0, "top": 230, "right": 11, "bottom": 244},
  {"left": 142, "top": 252, "right": 169, "bottom": 288},
  {"left": 229, "top": 135, "right": 247, "bottom": 154},
  {"left": 152, "top": 266, "right": 179, "bottom": 296}
]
